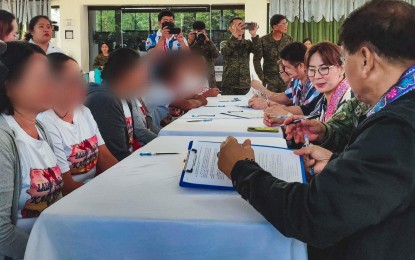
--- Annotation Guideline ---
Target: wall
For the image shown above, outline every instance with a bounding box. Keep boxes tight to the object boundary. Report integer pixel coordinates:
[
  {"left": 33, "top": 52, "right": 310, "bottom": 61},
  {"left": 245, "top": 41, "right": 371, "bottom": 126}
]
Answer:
[{"left": 52, "top": 0, "right": 269, "bottom": 72}]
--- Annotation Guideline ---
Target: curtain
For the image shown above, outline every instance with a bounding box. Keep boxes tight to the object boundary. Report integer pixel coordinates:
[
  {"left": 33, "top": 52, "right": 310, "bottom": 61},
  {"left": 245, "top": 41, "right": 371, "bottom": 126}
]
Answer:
[
  {"left": 270, "top": 0, "right": 415, "bottom": 23},
  {"left": 286, "top": 17, "right": 344, "bottom": 44},
  {"left": 0, "top": 0, "right": 51, "bottom": 25}
]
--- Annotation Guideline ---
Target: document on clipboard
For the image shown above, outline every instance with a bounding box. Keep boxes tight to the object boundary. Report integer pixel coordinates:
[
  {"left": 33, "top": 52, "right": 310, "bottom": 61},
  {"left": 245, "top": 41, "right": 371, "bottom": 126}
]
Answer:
[{"left": 180, "top": 141, "right": 306, "bottom": 190}]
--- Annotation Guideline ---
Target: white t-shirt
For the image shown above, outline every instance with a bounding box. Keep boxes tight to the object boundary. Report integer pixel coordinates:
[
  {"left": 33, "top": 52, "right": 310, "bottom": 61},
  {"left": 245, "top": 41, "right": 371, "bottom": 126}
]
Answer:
[
  {"left": 39, "top": 106, "right": 105, "bottom": 183},
  {"left": 3, "top": 114, "right": 63, "bottom": 234},
  {"left": 121, "top": 100, "right": 134, "bottom": 151},
  {"left": 28, "top": 39, "right": 63, "bottom": 55}
]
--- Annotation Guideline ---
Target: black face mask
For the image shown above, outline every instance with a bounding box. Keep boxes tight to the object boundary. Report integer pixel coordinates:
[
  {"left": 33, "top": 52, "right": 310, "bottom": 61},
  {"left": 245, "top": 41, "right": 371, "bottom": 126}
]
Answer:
[{"left": 161, "top": 22, "right": 175, "bottom": 28}]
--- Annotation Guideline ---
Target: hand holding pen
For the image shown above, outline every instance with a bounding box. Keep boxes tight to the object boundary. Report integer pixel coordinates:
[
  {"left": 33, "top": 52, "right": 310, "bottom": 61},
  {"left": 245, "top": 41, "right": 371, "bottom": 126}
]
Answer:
[{"left": 284, "top": 115, "right": 326, "bottom": 144}]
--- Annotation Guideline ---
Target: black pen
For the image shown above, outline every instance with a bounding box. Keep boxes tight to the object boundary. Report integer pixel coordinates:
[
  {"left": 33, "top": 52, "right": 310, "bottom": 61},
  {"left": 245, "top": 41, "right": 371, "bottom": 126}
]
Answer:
[{"left": 280, "top": 114, "right": 321, "bottom": 127}]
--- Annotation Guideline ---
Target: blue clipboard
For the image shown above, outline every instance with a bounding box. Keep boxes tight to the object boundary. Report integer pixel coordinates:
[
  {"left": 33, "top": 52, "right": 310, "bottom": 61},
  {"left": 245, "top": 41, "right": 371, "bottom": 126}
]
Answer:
[{"left": 179, "top": 141, "right": 306, "bottom": 190}]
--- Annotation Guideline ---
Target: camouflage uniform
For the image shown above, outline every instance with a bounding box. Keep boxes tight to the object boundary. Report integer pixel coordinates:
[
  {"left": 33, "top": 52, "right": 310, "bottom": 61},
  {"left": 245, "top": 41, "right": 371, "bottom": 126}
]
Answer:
[
  {"left": 190, "top": 40, "right": 220, "bottom": 88},
  {"left": 318, "top": 98, "right": 371, "bottom": 153},
  {"left": 92, "top": 54, "right": 109, "bottom": 69},
  {"left": 253, "top": 33, "right": 293, "bottom": 93},
  {"left": 220, "top": 36, "right": 261, "bottom": 95}
]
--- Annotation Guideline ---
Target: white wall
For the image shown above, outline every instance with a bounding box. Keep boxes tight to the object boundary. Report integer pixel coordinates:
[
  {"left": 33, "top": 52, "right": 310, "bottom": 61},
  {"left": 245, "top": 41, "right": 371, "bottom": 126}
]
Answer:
[{"left": 53, "top": 0, "right": 269, "bottom": 72}]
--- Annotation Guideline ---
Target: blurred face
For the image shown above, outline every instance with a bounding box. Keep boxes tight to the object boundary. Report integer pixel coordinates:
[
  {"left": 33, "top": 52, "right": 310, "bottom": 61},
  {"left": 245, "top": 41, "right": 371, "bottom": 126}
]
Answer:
[
  {"left": 230, "top": 19, "right": 245, "bottom": 36},
  {"left": 282, "top": 59, "right": 306, "bottom": 80},
  {"left": 273, "top": 19, "right": 288, "bottom": 34},
  {"left": 307, "top": 52, "right": 344, "bottom": 94},
  {"left": 114, "top": 62, "right": 148, "bottom": 98},
  {"left": 304, "top": 40, "right": 312, "bottom": 50},
  {"left": 7, "top": 53, "right": 55, "bottom": 114},
  {"left": 101, "top": 44, "right": 109, "bottom": 55},
  {"left": 53, "top": 60, "right": 87, "bottom": 111},
  {"left": 158, "top": 16, "right": 175, "bottom": 28},
  {"left": 3, "top": 19, "right": 19, "bottom": 42},
  {"left": 31, "top": 18, "right": 52, "bottom": 44}
]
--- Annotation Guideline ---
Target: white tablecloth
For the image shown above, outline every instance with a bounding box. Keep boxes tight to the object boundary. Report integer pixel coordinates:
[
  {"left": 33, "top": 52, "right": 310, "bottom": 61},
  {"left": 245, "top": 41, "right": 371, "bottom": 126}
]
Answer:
[
  {"left": 160, "top": 96, "right": 283, "bottom": 138},
  {"left": 25, "top": 136, "right": 306, "bottom": 260}
]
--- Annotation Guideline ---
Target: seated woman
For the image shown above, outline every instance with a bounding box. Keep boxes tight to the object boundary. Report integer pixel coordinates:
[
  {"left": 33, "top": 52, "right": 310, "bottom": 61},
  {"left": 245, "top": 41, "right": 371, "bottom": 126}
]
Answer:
[
  {"left": 93, "top": 42, "right": 110, "bottom": 70},
  {"left": 85, "top": 48, "right": 149, "bottom": 161},
  {"left": 218, "top": 1, "right": 415, "bottom": 258},
  {"left": 248, "top": 42, "right": 319, "bottom": 109},
  {"left": 0, "top": 10, "right": 19, "bottom": 42},
  {"left": 145, "top": 51, "right": 208, "bottom": 128},
  {"left": 0, "top": 42, "right": 63, "bottom": 258},
  {"left": 24, "top": 15, "right": 62, "bottom": 54},
  {"left": 264, "top": 42, "right": 352, "bottom": 126},
  {"left": 39, "top": 53, "right": 118, "bottom": 195}
]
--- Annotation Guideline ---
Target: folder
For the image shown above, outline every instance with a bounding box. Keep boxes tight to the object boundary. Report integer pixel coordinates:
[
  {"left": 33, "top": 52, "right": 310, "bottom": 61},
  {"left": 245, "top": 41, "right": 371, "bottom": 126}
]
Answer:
[{"left": 180, "top": 141, "right": 306, "bottom": 190}]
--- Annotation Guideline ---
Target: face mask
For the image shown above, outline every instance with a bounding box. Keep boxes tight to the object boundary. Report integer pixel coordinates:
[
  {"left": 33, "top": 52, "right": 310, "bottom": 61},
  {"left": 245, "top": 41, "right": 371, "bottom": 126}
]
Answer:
[{"left": 144, "top": 84, "right": 176, "bottom": 106}]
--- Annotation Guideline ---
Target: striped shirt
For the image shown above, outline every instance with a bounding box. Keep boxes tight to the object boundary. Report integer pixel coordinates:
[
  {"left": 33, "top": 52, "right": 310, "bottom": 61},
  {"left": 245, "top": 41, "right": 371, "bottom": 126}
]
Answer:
[{"left": 284, "top": 78, "right": 320, "bottom": 106}]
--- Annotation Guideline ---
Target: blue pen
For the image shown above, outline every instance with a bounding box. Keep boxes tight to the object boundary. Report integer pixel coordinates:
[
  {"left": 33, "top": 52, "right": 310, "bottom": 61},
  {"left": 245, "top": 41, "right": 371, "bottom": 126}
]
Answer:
[
  {"left": 140, "top": 152, "right": 180, "bottom": 156},
  {"left": 205, "top": 105, "right": 225, "bottom": 107}
]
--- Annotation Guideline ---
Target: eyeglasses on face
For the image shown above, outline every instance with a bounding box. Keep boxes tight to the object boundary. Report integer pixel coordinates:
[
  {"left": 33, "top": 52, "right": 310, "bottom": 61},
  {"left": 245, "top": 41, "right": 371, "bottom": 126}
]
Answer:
[
  {"left": 278, "top": 22, "right": 288, "bottom": 27},
  {"left": 307, "top": 65, "right": 335, "bottom": 77}
]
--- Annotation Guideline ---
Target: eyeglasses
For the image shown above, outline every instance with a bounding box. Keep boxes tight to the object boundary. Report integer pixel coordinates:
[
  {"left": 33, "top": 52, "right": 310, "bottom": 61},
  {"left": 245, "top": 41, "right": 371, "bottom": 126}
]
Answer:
[
  {"left": 307, "top": 65, "right": 335, "bottom": 77},
  {"left": 14, "top": 32, "right": 20, "bottom": 40},
  {"left": 278, "top": 22, "right": 288, "bottom": 27}
]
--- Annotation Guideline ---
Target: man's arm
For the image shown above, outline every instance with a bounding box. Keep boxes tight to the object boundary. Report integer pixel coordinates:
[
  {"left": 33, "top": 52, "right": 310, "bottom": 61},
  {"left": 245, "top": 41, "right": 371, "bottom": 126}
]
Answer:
[
  {"left": 253, "top": 38, "right": 264, "bottom": 82},
  {"left": 231, "top": 118, "right": 415, "bottom": 248},
  {"left": 319, "top": 99, "right": 368, "bottom": 153}
]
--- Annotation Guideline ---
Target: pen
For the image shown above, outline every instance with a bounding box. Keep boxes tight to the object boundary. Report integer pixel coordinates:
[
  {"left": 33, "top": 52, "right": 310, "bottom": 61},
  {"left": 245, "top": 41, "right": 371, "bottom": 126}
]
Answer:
[
  {"left": 205, "top": 105, "right": 225, "bottom": 107},
  {"left": 236, "top": 105, "right": 251, "bottom": 108},
  {"left": 192, "top": 114, "right": 215, "bottom": 117},
  {"left": 303, "top": 134, "right": 315, "bottom": 176},
  {"left": 187, "top": 119, "right": 213, "bottom": 122},
  {"left": 268, "top": 115, "right": 288, "bottom": 119},
  {"left": 220, "top": 113, "right": 249, "bottom": 119},
  {"left": 227, "top": 110, "right": 244, "bottom": 113},
  {"left": 140, "top": 153, "right": 180, "bottom": 156},
  {"left": 279, "top": 114, "right": 321, "bottom": 127}
]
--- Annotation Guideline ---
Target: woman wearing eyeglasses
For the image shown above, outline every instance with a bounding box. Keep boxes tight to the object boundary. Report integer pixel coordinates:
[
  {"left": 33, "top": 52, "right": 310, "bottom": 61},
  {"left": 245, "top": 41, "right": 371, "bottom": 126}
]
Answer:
[
  {"left": 264, "top": 42, "right": 353, "bottom": 126},
  {"left": 0, "top": 10, "right": 19, "bottom": 42}
]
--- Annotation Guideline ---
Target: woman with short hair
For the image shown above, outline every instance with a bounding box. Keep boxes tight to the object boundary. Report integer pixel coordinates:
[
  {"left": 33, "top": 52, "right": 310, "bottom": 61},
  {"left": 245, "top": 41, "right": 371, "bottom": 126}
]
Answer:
[{"left": 0, "top": 10, "right": 19, "bottom": 42}]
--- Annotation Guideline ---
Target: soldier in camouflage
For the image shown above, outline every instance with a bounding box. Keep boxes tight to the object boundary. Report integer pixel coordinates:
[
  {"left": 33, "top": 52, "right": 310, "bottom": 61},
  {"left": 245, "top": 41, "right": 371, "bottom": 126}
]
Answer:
[
  {"left": 285, "top": 98, "right": 372, "bottom": 153},
  {"left": 254, "top": 14, "right": 293, "bottom": 93},
  {"left": 220, "top": 18, "right": 261, "bottom": 95},
  {"left": 188, "top": 21, "right": 220, "bottom": 88}
]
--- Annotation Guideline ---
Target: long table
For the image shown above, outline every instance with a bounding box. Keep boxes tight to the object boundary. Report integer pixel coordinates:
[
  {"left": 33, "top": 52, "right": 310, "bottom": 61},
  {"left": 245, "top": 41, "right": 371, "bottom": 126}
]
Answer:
[
  {"left": 25, "top": 136, "right": 306, "bottom": 260},
  {"left": 160, "top": 95, "right": 283, "bottom": 138}
]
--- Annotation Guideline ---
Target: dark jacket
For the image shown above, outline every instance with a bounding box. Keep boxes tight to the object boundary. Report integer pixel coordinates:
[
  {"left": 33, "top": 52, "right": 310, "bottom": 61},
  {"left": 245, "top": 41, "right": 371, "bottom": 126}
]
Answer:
[
  {"left": 85, "top": 83, "right": 134, "bottom": 161},
  {"left": 231, "top": 91, "right": 415, "bottom": 260}
]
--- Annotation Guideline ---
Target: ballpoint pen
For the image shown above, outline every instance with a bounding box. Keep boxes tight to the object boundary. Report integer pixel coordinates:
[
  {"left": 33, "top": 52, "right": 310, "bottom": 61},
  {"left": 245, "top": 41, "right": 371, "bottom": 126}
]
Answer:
[
  {"left": 205, "top": 105, "right": 225, "bottom": 107},
  {"left": 279, "top": 114, "right": 321, "bottom": 127},
  {"left": 227, "top": 110, "right": 244, "bottom": 113},
  {"left": 268, "top": 115, "right": 288, "bottom": 119},
  {"left": 303, "top": 134, "right": 315, "bottom": 176},
  {"left": 220, "top": 113, "right": 250, "bottom": 119},
  {"left": 192, "top": 114, "right": 215, "bottom": 117},
  {"left": 140, "top": 153, "right": 180, "bottom": 156},
  {"left": 187, "top": 119, "right": 213, "bottom": 122}
]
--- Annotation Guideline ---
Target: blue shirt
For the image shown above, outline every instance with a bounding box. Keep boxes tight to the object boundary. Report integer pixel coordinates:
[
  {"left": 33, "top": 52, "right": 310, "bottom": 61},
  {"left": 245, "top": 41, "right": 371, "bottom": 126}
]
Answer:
[
  {"left": 284, "top": 78, "right": 320, "bottom": 106},
  {"left": 145, "top": 29, "right": 188, "bottom": 51}
]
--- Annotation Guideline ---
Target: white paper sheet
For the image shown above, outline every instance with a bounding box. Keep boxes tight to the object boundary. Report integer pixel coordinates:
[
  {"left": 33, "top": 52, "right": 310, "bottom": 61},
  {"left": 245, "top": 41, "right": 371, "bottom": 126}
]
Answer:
[{"left": 182, "top": 141, "right": 304, "bottom": 188}]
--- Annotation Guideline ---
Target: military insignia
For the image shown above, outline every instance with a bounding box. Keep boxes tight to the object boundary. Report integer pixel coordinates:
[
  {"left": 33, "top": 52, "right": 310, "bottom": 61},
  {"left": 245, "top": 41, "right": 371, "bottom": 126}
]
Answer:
[{"left": 332, "top": 112, "right": 347, "bottom": 121}]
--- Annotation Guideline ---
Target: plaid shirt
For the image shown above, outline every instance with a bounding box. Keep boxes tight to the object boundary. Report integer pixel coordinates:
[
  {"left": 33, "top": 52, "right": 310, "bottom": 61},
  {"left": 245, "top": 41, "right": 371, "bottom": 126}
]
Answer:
[{"left": 284, "top": 78, "right": 320, "bottom": 106}]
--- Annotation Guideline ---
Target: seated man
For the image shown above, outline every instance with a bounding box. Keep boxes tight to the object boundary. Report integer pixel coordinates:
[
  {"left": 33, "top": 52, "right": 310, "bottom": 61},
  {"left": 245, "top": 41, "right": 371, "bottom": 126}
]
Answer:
[
  {"left": 218, "top": 1, "right": 415, "bottom": 259},
  {"left": 145, "top": 10, "right": 188, "bottom": 52},
  {"left": 248, "top": 42, "right": 320, "bottom": 109}
]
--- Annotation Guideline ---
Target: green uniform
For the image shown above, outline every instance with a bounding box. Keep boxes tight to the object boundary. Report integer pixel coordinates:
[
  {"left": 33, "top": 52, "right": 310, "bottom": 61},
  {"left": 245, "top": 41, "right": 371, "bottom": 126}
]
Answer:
[
  {"left": 93, "top": 54, "right": 109, "bottom": 69},
  {"left": 253, "top": 33, "right": 293, "bottom": 93},
  {"left": 319, "top": 98, "right": 371, "bottom": 153},
  {"left": 190, "top": 40, "right": 220, "bottom": 88},
  {"left": 220, "top": 36, "right": 261, "bottom": 95}
]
